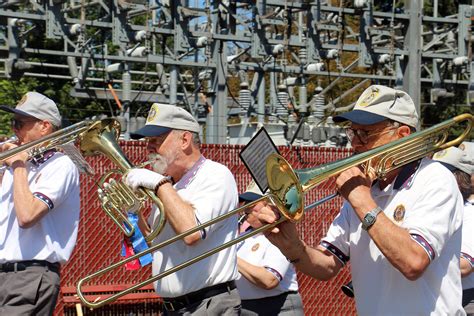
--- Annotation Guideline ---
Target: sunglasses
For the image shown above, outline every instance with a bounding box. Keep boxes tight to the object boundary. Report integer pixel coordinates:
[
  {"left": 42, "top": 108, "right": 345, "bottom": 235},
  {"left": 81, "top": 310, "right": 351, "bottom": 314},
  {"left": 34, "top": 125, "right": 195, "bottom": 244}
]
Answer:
[{"left": 11, "top": 118, "right": 40, "bottom": 130}]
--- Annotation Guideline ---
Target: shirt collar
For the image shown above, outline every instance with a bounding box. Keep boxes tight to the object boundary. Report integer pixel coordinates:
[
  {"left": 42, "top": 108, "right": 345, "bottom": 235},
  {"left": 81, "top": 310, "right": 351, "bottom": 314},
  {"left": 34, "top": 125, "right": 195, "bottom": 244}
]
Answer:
[
  {"left": 30, "top": 149, "right": 57, "bottom": 166},
  {"left": 393, "top": 159, "right": 421, "bottom": 190}
]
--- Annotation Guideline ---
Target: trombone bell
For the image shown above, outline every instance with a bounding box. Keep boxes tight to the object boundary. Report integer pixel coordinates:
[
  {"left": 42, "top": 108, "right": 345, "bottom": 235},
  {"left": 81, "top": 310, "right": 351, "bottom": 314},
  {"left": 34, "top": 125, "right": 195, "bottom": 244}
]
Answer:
[{"left": 266, "top": 154, "right": 304, "bottom": 221}]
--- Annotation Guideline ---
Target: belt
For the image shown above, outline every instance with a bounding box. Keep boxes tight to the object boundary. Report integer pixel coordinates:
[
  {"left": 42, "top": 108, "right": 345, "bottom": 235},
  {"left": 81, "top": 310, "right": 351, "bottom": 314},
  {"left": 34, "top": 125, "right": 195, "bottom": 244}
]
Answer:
[
  {"left": 0, "top": 260, "right": 60, "bottom": 274},
  {"left": 162, "top": 281, "right": 236, "bottom": 312},
  {"left": 242, "top": 291, "right": 299, "bottom": 302}
]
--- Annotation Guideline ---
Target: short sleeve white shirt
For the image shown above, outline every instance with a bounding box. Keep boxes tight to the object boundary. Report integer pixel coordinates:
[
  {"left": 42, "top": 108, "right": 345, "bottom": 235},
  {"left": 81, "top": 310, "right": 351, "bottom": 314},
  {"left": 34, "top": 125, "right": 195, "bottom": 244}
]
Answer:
[
  {"left": 236, "top": 231, "right": 298, "bottom": 300},
  {"left": 149, "top": 156, "right": 239, "bottom": 297},
  {"left": 0, "top": 152, "right": 81, "bottom": 264},
  {"left": 321, "top": 158, "right": 465, "bottom": 316},
  {"left": 461, "top": 201, "right": 474, "bottom": 290}
]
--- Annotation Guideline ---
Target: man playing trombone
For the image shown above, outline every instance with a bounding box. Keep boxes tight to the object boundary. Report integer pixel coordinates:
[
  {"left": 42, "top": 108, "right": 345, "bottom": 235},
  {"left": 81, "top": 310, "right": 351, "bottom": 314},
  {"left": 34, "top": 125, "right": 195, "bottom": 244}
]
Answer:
[
  {"left": 0, "top": 92, "right": 81, "bottom": 315},
  {"left": 255, "top": 85, "right": 465, "bottom": 315},
  {"left": 124, "top": 103, "right": 241, "bottom": 315}
]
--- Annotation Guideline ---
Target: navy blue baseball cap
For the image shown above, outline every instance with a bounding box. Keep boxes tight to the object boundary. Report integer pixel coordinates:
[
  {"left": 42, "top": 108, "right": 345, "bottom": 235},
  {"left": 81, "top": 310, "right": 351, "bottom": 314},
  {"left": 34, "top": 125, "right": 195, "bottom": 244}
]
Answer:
[{"left": 239, "top": 181, "right": 263, "bottom": 202}]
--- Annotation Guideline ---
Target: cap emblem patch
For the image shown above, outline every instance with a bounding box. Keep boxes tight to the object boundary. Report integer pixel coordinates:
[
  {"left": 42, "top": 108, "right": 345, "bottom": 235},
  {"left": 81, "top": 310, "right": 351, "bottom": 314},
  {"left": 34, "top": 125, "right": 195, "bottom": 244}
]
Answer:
[
  {"left": 357, "top": 87, "right": 379, "bottom": 107},
  {"left": 147, "top": 104, "right": 158, "bottom": 122},
  {"left": 433, "top": 149, "right": 448, "bottom": 159},
  {"left": 17, "top": 94, "right": 27, "bottom": 107}
]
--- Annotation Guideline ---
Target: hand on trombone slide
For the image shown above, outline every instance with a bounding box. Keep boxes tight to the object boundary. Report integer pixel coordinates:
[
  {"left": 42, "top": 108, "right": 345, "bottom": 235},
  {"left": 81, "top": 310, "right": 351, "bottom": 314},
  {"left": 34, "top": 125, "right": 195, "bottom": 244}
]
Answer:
[{"left": 0, "top": 135, "right": 25, "bottom": 167}]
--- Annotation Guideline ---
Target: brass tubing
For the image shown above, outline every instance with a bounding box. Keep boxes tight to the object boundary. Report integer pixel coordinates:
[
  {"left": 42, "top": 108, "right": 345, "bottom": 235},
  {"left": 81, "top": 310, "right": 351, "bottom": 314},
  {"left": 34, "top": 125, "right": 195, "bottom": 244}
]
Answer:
[
  {"left": 0, "top": 120, "right": 92, "bottom": 163},
  {"left": 76, "top": 113, "right": 473, "bottom": 309},
  {"left": 76, "top": 194, "right": 285, "bottom": 308},
  {"left": 268, "top": 113, "right": 473, "bottom": 220}
]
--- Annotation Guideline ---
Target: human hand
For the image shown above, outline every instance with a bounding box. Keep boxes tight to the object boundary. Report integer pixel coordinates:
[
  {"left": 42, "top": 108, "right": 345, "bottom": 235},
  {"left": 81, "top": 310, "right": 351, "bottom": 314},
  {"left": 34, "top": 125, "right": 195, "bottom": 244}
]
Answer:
[
  {"left": 257, "top": 205, "right": 303, "bottom": 259},
  {"left": 124, "top": 168, "right": 165, "bottom": 191},
  {"left": 336, "top": 166, "right": 372, "bottom": 209},
  {"left": 2, "top": 142, "right": 28, "bottom": 166}
]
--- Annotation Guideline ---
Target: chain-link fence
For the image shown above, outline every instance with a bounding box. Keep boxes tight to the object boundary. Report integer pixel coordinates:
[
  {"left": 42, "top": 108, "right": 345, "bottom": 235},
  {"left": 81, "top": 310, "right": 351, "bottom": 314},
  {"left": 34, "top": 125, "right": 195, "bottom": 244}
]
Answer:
[{"left": 55, "top": 142, "right": 356, "bottom": 315}]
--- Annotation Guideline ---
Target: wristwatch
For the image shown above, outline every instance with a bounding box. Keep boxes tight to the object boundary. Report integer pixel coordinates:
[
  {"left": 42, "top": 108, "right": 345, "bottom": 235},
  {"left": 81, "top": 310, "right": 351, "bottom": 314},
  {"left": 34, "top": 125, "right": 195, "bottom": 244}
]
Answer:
[{"left": 361, "top": 206, "right": 383, "bottom": 231}]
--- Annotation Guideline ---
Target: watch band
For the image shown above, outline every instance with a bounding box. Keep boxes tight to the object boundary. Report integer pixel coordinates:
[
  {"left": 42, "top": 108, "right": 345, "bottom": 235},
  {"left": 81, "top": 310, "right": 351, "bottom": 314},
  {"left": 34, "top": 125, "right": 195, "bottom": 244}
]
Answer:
[
  {"left": 154, "top": 175, "right": 174, "bottom": 192},
  {"left": 361, "top": 206, "right": 383, "bottom": 231}
]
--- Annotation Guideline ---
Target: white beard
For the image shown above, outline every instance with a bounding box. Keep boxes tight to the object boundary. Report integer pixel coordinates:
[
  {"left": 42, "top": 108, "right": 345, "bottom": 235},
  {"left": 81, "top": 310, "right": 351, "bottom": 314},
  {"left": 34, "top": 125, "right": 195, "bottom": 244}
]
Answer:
[{"left": 148, "top": 152, "right": 171, "bottom": 174}]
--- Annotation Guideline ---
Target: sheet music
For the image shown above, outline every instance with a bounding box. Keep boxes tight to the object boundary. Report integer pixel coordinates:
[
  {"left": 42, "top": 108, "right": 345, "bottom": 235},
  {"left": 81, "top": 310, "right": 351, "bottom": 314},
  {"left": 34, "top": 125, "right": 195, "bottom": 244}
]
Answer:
[{"left": 239, "top": 128, "right": 280, "bottom": 193}]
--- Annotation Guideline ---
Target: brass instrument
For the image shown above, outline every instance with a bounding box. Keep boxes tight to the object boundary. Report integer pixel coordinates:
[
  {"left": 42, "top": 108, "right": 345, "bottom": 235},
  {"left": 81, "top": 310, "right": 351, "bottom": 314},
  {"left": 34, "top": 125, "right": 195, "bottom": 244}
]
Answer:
[
  {"left": 76, "top": 113, "right": 473, "bottom": 309},
  {"left": 266, "top": 113, "right": 473, "bottom": 221},
  {"left": 0, "top": 119, "right": 166, "bottom": 242},
  {"left": 79, "top": 119, "right": 165, "bottom": 242},
  {"left": 0, "top": 120, "right": 93, "bottom": 164}
]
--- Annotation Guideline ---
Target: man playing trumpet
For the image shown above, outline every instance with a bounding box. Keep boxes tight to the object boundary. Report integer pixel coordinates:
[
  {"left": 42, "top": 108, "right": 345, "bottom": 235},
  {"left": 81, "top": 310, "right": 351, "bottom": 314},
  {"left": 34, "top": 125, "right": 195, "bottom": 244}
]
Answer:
[{"left": 255, "top": 85, "right": 465, "bottom": 315}]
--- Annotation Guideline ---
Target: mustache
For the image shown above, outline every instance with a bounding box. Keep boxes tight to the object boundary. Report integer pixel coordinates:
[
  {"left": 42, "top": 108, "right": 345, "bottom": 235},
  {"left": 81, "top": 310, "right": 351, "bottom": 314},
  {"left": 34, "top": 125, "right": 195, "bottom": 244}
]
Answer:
[{"left": 148, "top": 153, "right": 163, "bottom": 161}]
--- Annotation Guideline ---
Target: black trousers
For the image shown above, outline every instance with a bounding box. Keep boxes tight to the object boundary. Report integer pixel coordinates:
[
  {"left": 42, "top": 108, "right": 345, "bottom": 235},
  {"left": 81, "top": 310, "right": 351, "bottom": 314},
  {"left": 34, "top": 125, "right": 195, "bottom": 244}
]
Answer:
[{"left": 241, "top": 292, "right": 304, "bottom": 316}]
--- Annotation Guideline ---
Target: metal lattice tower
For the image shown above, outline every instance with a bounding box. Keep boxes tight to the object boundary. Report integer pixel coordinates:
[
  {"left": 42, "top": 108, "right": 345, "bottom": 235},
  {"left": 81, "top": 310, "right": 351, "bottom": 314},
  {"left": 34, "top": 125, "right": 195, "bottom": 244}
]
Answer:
[{"left": 0, "top": 0, "right": 472, "bottom": 143}]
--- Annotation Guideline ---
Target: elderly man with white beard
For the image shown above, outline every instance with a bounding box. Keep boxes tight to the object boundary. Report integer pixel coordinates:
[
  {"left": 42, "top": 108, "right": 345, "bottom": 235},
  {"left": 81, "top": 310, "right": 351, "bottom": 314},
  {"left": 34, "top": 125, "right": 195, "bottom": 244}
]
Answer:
[{"left": 124, "top": 103, "right": 241, "bottom": 315}]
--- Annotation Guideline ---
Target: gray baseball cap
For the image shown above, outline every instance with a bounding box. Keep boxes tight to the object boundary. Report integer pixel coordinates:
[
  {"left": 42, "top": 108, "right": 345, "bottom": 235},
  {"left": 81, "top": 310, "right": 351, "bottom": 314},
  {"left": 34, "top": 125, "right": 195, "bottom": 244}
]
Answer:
[
  {"left": 333, "top": 85, "right": 419, "bottom": 130},
  {"left": 130, "top": 103, "right": 199, "bottom": 139},
  {"left": 0, "top": 92, "right": 62, "bottom": 127},
  {"left": 433, "top": 146, "right": 474, "bottom": 175}
]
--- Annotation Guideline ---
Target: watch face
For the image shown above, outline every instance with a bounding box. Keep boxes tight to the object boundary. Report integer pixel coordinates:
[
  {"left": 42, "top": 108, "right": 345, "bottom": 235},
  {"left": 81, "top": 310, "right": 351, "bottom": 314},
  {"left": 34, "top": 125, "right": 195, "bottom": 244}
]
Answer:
[
  {"left": 362, "top": 213, "right": 376, "bottom": 230},
  {"left": 365, "top": 213, "right": 376, "bottom": 224}
]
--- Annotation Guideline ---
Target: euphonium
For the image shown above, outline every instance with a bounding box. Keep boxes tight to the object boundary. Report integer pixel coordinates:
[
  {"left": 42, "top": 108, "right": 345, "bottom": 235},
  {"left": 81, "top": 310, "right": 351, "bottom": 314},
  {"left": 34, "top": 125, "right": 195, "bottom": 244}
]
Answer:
[{"left": 78, "top": 118, "right": 166, "bottom": 242}]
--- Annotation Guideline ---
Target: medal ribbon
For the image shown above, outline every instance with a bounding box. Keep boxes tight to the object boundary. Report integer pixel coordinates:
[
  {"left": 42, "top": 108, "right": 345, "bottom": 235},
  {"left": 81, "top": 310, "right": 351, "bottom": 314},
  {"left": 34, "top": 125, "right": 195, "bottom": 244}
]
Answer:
[{"left": 121, "top": 212, "right": 153, "bottom": 270}]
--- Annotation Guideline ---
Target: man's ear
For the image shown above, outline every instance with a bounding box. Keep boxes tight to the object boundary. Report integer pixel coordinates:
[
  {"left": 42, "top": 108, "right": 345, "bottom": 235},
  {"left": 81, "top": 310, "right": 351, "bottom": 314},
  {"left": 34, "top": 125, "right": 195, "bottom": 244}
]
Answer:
[
  {"left": 41, "top": 121, "right": 54, "bottom": 136},
  {"left": 181, "top": 131, "right": 193, "bottom": 149},
  {"left": 397, "top": 125, "right": 411, "bottom": 138}
]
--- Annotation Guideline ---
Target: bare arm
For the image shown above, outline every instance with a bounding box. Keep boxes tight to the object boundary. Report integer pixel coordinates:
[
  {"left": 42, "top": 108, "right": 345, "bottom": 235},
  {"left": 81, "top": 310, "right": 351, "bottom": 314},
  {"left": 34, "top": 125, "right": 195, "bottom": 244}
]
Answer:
[
  {"left": 11, "top": 161, "right": 49, "bottom": 228},
  {"left": 237, "top": 257, "right": 280, "bottom": 290},
  {"left": 337, "top": 167, "right": 430, "bottom": 280},
  {"left": 2, "top": 141, "right": 50, "bottom": 228},
  {"left": 461, "top": 257, "right": 473, "bottom": 277},
  {"left": 258, "top": 209, "right": 343, "bottom": 281},
  {"left": 156, "top": 183, "right": 201, "bottom": 245}
]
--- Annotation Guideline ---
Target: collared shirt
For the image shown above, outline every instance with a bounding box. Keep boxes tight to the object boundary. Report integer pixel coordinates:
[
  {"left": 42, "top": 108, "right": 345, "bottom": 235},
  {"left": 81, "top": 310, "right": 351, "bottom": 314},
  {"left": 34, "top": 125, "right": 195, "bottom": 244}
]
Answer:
[
  {"left": 0, "top": 152, "right": 80, "bottom": 264},
  {"left": 321, "top": 158, "right": 465, "bottom": 316},
  {"left": 236, "top": 231, "right": 298, "bottom": 300},
  {"left": 462, "top": 200, "right": 474, "bottom": 290},
  {"left": 149, "top": 156, "right": 239, "bottom": 297}
]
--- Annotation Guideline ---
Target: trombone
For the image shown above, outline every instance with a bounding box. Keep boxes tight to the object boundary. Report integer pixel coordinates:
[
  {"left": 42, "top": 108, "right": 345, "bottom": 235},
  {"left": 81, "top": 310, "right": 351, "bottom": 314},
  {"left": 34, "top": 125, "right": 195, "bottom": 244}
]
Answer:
[{"left": 76, "top": 113, "right": 473, "bottom": 309}]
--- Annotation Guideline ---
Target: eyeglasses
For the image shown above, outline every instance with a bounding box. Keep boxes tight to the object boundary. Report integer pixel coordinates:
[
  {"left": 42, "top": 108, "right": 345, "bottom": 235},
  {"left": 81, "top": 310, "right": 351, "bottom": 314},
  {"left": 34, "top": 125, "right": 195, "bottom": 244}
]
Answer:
[
  {"left": 345, "top": 126, "right": 398, "bottom": 144},
  {"left": 147, "top": 131, "right": 172, "bottom": 146},
  {"left": 11, "top": 118, "right": 40, "bottom": 130}
]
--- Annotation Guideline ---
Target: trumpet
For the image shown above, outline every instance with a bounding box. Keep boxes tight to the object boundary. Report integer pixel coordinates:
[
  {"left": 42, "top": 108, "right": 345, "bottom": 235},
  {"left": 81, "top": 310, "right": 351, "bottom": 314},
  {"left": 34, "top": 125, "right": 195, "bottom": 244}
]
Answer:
[{"left": 76, "top": 113, "right": 473, "bottom": 309}]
